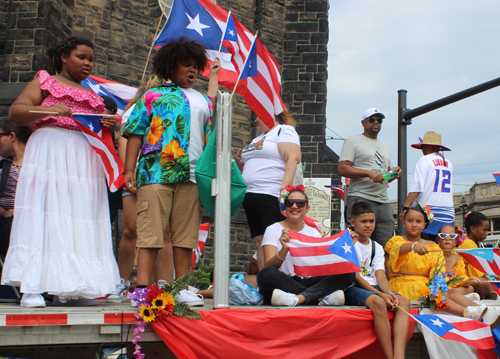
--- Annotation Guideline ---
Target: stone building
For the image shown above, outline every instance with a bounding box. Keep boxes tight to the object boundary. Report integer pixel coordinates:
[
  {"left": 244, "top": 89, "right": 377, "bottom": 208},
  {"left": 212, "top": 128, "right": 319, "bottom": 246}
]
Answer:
[{"left": 0, "top": 0, "right": 340, "bottom": 272}]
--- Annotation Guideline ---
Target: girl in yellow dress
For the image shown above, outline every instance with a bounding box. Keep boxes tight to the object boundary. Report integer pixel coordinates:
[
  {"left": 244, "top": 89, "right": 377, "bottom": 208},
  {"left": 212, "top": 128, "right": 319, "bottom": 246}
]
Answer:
[
  {"left": 385, "top": 206, "right": 487, "bottom": 320},
  {"left": 457, "top": 211, "right": 498, "bottom": 299}
]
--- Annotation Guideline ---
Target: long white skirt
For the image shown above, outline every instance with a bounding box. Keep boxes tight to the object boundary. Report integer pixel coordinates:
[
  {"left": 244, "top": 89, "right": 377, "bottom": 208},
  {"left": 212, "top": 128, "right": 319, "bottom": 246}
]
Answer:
[{"left": 1, "top": 126, "right": 120, "bottom": 298}]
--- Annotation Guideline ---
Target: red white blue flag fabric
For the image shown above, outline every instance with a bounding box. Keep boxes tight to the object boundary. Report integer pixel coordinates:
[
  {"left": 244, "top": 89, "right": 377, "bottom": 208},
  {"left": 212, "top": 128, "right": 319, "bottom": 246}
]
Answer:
[
  {"left": 493, "top": 173, "right": 500, "bottom": 187},
  {"left": 82, "top": 76, "right": 138, "bottom": 116},
  {"left": 414, "top": 314, "right": 495, "bottom": 349},
  {"left": 72, "top": 114, "right": 126, "bottom": 192},
  {"left": 458, "top": 248, "right": 500, "bottom": 276},
  {"left": 153, "top": 0, "right": 284, "bottom": 128},
  {"left": 286, "top": 229, "right": 360, "bottom": 277},
  {"left": 325, "top": 185, "right": 345, "bottom": 201},
  {"left": 191, "top": 223, "right": 210, "bottom": 270}
]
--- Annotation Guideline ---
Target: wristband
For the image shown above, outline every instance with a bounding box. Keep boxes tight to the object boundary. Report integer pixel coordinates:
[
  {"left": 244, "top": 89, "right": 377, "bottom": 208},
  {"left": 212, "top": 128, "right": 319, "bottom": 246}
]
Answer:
[
  {"left": 411, "top": 242, "right": 417, "bottom": 252},
  {"left": 401, "top": 206, "right": 409, "bottom": 211},
  {"left": 276, "top": 252, "right": 284, "bottom": 261}
]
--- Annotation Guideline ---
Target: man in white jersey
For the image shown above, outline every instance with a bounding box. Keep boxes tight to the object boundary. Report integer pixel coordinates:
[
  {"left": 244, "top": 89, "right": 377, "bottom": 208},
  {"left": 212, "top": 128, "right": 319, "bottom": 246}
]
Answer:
[
  {"left": 339, "top": 108, "right": 401, "bottom": 248},
  {"left": 400, "top": 131, "right": 454, "bottom": 239}
]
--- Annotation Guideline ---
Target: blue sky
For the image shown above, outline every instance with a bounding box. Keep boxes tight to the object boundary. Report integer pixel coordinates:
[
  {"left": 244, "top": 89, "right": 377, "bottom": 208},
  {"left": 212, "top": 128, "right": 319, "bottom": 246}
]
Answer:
[{"left": 326, "top": 0, "right": 500, "bottom": 200}]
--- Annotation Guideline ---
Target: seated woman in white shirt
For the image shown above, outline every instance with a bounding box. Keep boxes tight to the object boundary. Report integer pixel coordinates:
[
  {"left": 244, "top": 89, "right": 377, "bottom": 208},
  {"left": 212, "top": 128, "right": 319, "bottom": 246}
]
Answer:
[{"left": 257, "top": 187, "right": 355, "bottom": 306}]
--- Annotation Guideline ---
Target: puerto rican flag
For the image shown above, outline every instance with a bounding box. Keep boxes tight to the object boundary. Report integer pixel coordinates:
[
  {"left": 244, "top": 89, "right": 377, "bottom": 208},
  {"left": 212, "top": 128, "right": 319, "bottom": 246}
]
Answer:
[
  {"left": 458, "top": 248, "right": 500, "bottom": 276},
  {"left": 153, "top": 0, "right": 284, "bottom": 128},
  {"left": 493, "top": 173, "right": 500, "bottom": 187},
  {"left": 286, "top": 229, "right": 360, "bottom": 277},
  {"left": 82, "top": 76, "right": 138, "bottom": 116},
  {"left": 325, "top": 185, "right": 345, "bottom": 201},
  {"left": 72, "top": 114, "right": 126, "bottom": 192},
  {"left": 414, "top": 314, "right": 495, "bottom": 350},
  {"left": 191, "top": 223, "right": 210, "bottom": 271}
]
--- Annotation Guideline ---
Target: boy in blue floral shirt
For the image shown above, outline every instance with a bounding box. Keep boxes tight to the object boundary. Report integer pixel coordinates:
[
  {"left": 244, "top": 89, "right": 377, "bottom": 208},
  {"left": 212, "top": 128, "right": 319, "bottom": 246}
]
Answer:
[{"left": 123, "top": 38, "right": 220, "bottom": 305}]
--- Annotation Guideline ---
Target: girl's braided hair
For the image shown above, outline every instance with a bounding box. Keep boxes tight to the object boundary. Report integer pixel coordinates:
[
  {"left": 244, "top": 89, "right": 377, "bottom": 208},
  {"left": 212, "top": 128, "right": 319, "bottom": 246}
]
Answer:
[{"left": 47, "top": 37, "right": 94, "bottom": 75}]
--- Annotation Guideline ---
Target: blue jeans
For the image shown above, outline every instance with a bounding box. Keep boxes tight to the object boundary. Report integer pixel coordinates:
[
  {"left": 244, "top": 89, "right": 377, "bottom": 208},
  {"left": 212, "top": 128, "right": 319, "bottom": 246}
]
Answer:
[{"left": 257, "top": 266, "right": 355, "bottom": 304}]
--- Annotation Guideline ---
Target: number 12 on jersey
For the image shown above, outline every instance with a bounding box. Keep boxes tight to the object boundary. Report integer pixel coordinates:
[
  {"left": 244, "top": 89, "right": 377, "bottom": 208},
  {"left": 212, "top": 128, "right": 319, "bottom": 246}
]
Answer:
[{"left": 433, "top": 169, "right": 451, "bottom": 193}]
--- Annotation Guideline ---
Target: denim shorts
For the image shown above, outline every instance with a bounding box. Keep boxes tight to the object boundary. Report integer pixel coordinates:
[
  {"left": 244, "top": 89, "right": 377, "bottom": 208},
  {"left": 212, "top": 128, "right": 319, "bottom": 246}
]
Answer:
[{"left": 344, "top": 285, "right": 399, "bottom": 307}]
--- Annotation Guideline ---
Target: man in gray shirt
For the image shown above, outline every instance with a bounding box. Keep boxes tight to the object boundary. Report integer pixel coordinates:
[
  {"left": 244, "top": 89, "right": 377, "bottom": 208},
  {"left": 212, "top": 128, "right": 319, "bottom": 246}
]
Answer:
[{"left": 338, "top": 108, "right": 401, "bottom": 247}]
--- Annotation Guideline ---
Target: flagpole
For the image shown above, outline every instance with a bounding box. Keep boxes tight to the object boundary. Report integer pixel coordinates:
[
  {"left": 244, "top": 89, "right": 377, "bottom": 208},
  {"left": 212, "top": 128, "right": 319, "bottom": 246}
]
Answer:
[
  {"left": 427, "top": 248, "right": 492, "bottom": 253},
  {"left": 29, "top": 111, "right": 114, "bottom": 117},
  {"left": 217, "top": 11, "right": 231, "bottom": 58},
  {"left": 141, "top": 13, "right": 164, "bottom": 82},
  {"left": 394, "top": 304, "right": 445, "bottom": 341}
]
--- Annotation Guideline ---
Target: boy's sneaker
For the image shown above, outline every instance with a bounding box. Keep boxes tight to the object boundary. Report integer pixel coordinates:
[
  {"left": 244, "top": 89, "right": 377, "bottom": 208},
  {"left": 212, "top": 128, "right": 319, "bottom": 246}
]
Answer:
[
  {"left": 464, "top": 292, "right": 481, "bottom": 301},
  {"left": 107, "top": 279, "right": 130, "bottom": 303},
  {"left": 20, "top": 293, "right": 46, "bottom": 308},
  {"left": 175, "top": 289, "right": 204, "bottom": 307},
  {"left": 318, "top": 290, "right": 345, "bottom": 306},
  {"left": 188, "top": 285, "right": 200, "bottom": 294},
  {"left": 270, "top": 289, "right": 299, "bottom": 307},
  {"left": 464, "top": 305, "right": 488, "bottom": 321}
]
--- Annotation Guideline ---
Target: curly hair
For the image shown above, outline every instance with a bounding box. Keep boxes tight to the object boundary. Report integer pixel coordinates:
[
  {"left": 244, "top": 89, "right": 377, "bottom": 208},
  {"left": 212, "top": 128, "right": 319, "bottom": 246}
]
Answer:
[
  {"left": 152, "top": 37, "right": 208, "bottom": 81},
  {"left": 0, "top": 120, "right": 32, "bottom": 144},
  {"left": 47, "top": 37, "right": 94, "bottom": 75}
]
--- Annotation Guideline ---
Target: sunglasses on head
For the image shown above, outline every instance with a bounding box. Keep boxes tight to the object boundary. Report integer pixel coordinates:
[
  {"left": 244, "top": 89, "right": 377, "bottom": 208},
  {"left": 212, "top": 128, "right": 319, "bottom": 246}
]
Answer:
[
  {"left": 285, "top": 199, "right": 307, "bottom": 208},
  {"left": 367, "top": 116, "right": 383, "bottom": 124},
  {"left": 437, "top": 233, "right": 458, "bottom": 240}
]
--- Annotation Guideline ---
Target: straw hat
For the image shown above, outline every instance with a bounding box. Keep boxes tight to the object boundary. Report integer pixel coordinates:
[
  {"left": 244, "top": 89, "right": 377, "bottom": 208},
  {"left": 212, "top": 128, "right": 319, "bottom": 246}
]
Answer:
[{"left": 411, "top": 131, "right": 451, "bottom": 151}]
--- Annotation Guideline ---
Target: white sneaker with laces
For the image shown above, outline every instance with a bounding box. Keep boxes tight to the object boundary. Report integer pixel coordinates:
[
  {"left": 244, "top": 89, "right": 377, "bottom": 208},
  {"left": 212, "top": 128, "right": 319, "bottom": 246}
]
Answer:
[
  {"left": 175, "top": 289, "right": 204, "bottom": 307},
  {"left": 107, "top": 278, "right": 130, "bottom": 303},
  {"left": 270, "top": 289, "right": 299, "bottom": 306},
  {"left": 464, "top": 292, "right": 481, "bottom": 302},
  {"left": 318, "top": 290, "right": 345, "bottom": 306},
  {"left": 464, "top": 305, "right": 488, "bottom": 321},
  {"left": 20, "top": 294, "right": 46, "bottom": 308}
]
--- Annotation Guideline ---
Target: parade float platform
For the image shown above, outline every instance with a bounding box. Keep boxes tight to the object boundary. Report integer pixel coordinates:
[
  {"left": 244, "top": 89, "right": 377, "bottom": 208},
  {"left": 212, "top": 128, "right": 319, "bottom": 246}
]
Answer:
[{"left": 0, "top": 299, "right": 430, "bottom": 359}]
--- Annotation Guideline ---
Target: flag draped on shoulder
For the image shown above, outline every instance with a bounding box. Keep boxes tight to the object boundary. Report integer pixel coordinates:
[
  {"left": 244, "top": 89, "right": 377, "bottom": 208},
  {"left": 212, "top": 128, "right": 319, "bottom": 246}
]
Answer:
[
  {"left": 82, "top": 76, "right": 138, "bottom": 116},
  {"left": 457, "top": 248, "right": 500, "bottom": 276},
  {"left": 153, "top": 0, "right": 284, "bottom": 128},
  {"left": 414, "top": 314, "right": 495, "bottom": 349},
  {"left": 72, "top": 114, "right": 126, "bottom": 192},
  {"left": 286, "top": 229, "right": 360, "bottom": 277}
]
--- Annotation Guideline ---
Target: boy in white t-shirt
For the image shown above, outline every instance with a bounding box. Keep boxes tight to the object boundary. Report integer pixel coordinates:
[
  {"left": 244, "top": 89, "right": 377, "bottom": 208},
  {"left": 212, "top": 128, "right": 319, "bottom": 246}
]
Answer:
[{"left": 346, "top": 201, "right": 410, "bottom": 359}]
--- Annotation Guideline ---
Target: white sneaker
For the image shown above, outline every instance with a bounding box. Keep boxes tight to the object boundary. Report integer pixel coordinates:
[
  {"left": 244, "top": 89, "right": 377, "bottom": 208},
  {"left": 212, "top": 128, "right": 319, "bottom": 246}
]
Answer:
[
  {"left": 318, "top": 290, "right": 345, "bottom": 306},
  {"left": 464, "top": 305, "right": 488, "bottom": 321},
  {"left": 482, "top": 306, "right": 500, "bottom": 329},
  {"left": 175, "top": 289, "right": 204, "bottom": 307},
  {"left": 107, "top": 279, "right": 130, "bottom": 303},
  {"left": 188, "top": 285, "right": 200, "bottom": 294},
  {"left": 157, "top": 279, "right": 168, "bottom": 287},
  {"left": 20, "top": 294, "right": 46, "bottom": 308},
  {"left": 270, "top": 289, "right": 299, "bottom": 307},
  {"left": 464, "top": 292, "right": 481, "bottom": 302}
]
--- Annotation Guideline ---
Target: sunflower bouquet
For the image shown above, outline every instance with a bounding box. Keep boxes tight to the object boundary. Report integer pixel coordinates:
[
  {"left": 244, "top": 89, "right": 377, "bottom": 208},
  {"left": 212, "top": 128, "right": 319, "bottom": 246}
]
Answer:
[
  {"left": 129, "top": 274, "right": 203, "bottom": 359},
  {"left": 419, "top": 258, "right": 464, "bottom": 312}
]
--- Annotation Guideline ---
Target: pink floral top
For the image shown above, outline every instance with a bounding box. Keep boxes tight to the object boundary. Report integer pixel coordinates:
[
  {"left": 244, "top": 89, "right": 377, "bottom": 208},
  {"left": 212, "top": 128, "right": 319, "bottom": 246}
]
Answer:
[{"left": 30, "top": 70, "right": 105, "bottom": 132}]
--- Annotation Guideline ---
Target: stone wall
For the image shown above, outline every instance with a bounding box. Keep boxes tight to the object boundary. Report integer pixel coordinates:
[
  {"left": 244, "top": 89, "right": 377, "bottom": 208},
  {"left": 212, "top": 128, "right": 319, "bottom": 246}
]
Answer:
[{"left": 0, "top": 0, "right": 339, "bottom": 273}]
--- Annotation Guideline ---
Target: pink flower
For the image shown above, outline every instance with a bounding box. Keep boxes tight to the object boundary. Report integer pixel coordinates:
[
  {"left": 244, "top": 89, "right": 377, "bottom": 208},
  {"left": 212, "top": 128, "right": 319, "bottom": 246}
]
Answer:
[{"left": 143, "top": 92, "right": 162, "bottom": 114}]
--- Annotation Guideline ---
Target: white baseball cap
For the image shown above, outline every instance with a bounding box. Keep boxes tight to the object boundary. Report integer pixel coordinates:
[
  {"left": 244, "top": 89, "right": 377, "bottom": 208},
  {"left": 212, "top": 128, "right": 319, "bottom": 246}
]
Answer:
[{"left": 362, "top": 108, "right": 385, "bottom": 121}]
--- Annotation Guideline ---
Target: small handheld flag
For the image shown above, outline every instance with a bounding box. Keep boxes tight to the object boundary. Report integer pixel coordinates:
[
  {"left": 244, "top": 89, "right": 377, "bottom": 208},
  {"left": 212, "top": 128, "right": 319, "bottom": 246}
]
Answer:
[
  {"left": 287, "top": 229, "right": 360, "bottom": 277},
  {"left": 493, "top": 173, "right": 500, "bottom": 187},
  {"left": 325, "top": 185, "right": 345, "bottom": 201},
  {"left": 458, "top": 248, "right": 500, "bottom": 276}
]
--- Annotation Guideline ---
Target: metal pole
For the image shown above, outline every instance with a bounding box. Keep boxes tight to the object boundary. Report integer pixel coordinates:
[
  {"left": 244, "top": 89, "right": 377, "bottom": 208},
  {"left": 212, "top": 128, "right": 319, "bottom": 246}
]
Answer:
[
  {"left": 213, "top": 91, "right": 232, "bottom": 308},
  {"left": 403, "top": 76, "right": 500, "bottom": 120},
  {"left": 397, "top": 89, "right": 409, "bottom": 234}
]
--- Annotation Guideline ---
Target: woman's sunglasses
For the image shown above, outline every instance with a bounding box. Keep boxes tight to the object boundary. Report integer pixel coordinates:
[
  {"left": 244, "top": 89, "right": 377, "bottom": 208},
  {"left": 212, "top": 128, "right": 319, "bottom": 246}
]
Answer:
[
  {"left": 437, "top": 233, "right": 458, "bottom": 240},
  {"left": 285, "top": 199, "right": 307, "bottom": 208}
]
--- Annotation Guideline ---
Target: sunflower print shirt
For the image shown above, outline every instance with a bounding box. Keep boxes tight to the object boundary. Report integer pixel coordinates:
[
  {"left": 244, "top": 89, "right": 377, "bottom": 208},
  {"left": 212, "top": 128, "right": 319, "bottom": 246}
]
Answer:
[{"left": 122, "top": 83, "right": 213, "bottom": 187}]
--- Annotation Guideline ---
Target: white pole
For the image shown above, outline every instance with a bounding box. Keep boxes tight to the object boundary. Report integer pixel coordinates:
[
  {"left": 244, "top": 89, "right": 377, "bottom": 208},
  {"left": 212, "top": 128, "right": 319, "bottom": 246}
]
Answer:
[{"left": 213, "top": 91, "right": 232, "bottom": 308}]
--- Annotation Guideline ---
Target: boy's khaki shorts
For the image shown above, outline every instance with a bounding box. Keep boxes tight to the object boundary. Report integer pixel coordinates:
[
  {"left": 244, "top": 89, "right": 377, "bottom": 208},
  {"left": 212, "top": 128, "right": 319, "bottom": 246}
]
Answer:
[{"left": 135, "top": 182, "right": 202, "bottom": 249}]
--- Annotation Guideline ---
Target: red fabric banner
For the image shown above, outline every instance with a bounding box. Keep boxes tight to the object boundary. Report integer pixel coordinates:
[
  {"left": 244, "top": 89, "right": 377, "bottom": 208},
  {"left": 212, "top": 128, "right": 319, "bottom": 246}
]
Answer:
[{"left": 150, "top": 308, "right": 417, "bottom": 359}]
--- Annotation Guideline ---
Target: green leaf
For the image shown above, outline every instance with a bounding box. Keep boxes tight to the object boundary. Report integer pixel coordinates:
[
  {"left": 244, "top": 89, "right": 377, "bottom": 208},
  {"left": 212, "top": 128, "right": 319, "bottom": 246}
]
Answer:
[
  {"left": 157, "top": 94, "right": 184, "bottom": 112},
  {"left": 175, "top": 114, "right": 186, "bottom": 139},
  {"left": 172, "top": 302, "right": 203, "bottom": 320}
]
